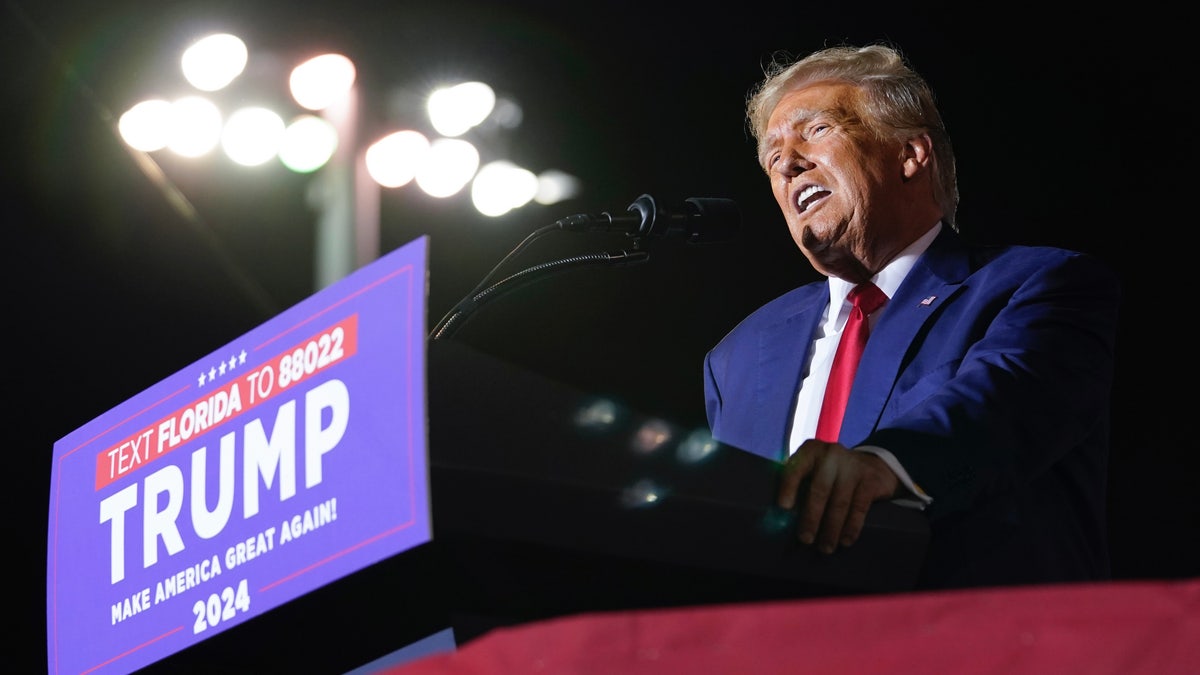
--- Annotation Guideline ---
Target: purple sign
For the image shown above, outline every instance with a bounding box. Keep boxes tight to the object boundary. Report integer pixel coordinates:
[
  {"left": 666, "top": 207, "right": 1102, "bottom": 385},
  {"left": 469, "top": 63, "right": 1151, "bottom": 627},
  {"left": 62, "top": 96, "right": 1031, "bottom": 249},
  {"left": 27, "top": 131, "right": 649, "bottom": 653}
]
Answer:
[{"left": 46, "top": 236, "right": 432, "bottom": 674}]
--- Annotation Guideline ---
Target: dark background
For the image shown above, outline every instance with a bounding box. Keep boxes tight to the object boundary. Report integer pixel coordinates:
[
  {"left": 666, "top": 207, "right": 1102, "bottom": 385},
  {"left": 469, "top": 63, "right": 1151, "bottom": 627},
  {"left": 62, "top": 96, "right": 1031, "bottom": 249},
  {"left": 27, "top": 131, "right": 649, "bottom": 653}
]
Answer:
[{"left": 5, "top": 1, "right": 1191, "bottom": 672}]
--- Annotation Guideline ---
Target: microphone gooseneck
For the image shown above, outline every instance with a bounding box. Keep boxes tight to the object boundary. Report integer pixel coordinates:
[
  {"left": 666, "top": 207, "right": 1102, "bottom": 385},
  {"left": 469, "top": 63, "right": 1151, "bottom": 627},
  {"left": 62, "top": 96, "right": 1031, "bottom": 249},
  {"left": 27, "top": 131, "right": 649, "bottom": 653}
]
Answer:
[
  {"left": 556, "top": 194, "right": 740, "bottom": 244},
  {"left": 429, "top": 194, "right": 739, "bottom": 341}
]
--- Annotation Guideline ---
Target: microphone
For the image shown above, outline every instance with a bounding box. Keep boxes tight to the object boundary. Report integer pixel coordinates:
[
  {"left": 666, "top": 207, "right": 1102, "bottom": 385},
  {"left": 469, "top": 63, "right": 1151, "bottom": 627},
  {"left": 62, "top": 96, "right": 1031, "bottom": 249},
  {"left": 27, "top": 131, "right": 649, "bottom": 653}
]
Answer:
[{"left": 555, "top": 194, "right": 740, "bottom": 244}]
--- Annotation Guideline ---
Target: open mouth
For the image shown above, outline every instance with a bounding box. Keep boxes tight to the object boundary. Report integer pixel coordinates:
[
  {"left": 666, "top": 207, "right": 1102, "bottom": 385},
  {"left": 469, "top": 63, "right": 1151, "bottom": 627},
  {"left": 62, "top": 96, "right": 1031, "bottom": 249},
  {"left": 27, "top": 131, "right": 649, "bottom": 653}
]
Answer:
[{"left": 795, "top": 184, "right": 830, "bottom": 213}]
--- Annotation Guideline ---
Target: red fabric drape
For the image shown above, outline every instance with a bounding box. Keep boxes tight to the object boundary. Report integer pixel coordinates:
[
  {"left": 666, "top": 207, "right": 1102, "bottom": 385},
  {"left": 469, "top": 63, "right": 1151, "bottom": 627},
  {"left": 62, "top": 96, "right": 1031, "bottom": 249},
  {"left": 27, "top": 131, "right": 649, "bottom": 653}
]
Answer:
[{"left": 382, "top": 578, "right": 1200, "bottom": 674}]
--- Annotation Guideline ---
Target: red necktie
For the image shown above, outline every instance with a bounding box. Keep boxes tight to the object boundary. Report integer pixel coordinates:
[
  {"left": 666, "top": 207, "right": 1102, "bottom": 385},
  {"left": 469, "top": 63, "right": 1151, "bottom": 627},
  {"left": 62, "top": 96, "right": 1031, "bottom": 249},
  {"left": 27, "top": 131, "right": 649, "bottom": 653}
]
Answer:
[{"left": 815, "top": 282, "right": 888, "bottom": 443}]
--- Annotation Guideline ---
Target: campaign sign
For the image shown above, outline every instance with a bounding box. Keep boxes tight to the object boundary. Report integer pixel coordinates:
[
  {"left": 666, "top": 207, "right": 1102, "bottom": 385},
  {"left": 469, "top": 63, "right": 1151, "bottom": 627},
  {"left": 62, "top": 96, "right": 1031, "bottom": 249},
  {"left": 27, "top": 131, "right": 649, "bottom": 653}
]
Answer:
[{"left": 46, "top": 236, "right": 432, "bottom": 674}]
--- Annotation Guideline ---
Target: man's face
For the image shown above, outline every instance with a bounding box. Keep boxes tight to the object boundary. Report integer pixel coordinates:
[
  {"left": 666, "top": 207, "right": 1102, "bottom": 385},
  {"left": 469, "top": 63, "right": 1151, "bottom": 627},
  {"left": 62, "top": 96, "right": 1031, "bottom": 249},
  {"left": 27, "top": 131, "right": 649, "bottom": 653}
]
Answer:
[{"left": 760, "top": 80, "right": 909, "bottom": 279}]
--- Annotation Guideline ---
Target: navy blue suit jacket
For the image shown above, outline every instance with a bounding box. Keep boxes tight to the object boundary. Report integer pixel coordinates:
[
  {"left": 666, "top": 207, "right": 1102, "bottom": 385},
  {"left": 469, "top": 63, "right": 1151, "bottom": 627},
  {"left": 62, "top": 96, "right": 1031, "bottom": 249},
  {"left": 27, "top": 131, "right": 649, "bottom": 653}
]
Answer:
[{"left": 704, "top": 227, "right": 1120, "bottom": 589}]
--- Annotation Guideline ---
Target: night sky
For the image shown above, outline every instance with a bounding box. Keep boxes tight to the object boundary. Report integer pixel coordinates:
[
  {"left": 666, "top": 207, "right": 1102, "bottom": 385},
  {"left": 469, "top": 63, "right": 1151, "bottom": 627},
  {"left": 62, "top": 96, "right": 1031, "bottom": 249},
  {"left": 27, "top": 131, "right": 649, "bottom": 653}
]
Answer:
[{"left": 6, "top": 1, "right": 1190, "bottom": 671}]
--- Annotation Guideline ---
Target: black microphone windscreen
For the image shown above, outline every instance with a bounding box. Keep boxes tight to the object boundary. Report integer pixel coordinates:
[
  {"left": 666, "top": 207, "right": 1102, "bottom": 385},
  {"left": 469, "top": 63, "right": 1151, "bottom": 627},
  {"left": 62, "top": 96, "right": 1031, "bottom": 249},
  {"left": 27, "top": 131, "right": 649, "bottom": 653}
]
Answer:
[{"left": 683, "top": 197, "right": 740, "bottom": 244}]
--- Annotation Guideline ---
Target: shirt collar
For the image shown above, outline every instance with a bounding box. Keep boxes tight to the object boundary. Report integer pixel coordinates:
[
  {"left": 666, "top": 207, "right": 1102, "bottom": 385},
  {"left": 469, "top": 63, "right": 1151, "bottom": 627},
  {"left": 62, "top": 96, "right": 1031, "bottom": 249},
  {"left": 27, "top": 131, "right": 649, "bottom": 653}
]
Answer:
[{"left": 826, "top": 221, "right": 943, "bottom": 308}]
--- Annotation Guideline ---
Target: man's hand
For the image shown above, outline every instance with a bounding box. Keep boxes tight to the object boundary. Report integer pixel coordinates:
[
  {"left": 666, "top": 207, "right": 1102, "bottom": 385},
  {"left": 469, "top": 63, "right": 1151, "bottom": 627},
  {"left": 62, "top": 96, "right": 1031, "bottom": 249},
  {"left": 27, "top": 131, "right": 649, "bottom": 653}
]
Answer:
[{"left": 778, "top": 439, "right": 900, "bottom": 554}]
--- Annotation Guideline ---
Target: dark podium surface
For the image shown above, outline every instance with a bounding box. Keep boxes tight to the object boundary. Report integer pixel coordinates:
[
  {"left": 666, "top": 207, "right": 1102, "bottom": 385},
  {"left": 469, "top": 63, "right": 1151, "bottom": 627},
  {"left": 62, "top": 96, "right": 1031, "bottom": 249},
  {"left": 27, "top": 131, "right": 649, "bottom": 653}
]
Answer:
[{"left": 141, "top": 340, "right": 929, "bottom": 674}]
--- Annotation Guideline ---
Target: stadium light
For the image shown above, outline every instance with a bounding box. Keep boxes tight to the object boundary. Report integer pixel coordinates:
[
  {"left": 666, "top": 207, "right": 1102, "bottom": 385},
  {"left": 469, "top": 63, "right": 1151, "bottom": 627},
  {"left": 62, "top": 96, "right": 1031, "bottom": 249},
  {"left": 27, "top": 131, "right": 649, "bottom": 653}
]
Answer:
[{"left": 116, "top": 30, "right": 581, "bottom": 289}]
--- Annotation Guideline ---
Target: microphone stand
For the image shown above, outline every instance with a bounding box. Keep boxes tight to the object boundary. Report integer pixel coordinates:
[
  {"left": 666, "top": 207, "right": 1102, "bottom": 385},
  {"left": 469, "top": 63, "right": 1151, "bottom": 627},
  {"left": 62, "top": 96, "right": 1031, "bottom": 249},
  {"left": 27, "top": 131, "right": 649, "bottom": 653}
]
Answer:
[
  {"left": 429, "top": 193, "right": 738, "bottom": 341},
  {"left": 429, "top": 224, "right": 650, "bottom": 341}
]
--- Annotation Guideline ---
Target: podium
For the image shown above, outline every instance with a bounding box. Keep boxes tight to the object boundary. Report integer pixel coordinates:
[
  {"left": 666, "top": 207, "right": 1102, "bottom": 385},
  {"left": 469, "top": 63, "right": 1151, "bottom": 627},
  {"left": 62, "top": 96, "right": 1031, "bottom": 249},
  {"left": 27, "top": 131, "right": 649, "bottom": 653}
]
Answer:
[{"left": 139, "top": 340, "right": 929, "bottom": 673}]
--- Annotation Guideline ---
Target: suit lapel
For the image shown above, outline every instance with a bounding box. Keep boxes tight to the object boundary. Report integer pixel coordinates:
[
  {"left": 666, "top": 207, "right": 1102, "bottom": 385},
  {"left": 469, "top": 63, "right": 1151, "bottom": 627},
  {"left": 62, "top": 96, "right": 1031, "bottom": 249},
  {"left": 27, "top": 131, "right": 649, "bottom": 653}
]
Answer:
[
  {"left": 753, "top": 292, "right": 824, "bottom": 456},
  {"left": 840, "top": 229, "right": 972, "bottom": 446}
]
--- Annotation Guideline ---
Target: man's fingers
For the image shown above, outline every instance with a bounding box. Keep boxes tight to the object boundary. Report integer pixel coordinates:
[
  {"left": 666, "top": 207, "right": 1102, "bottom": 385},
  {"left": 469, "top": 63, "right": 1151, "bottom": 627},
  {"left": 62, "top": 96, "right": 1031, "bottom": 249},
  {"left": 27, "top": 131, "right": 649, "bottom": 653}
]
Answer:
[
  {"left": 814, "top": 475, "right": 856, "bottom": 554},
  {"left": 777, "top": 441, "right": 821, "bottom": 509},
  {"left": 837, "top": 485, "right": 874, "bottom": 548},
  {"left": 797, "top": 470, "right": 831, "bottom": 546},
  {"left": 841, "top": 459, "right": 901, "bottom": 546},
  {"left": 796, "top": 444, "right": 842, "bottom": 547},
  {"left": 785, "top": 447, "right": 898, "bottom": 553}
]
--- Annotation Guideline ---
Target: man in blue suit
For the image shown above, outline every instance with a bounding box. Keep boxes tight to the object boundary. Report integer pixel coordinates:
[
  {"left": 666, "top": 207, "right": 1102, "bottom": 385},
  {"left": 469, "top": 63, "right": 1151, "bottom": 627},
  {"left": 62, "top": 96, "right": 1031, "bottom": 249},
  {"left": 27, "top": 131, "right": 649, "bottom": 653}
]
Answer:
[{"left": 704, "top": 43, "right": 1119, "bottom": 589}]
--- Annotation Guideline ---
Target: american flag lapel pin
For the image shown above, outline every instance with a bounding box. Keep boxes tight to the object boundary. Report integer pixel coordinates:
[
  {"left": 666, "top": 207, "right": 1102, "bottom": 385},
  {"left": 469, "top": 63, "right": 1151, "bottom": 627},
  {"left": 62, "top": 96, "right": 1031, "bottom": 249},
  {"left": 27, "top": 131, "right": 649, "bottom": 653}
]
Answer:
[{"left": 919, "top": 295, "right": 937, "bottom": 306}]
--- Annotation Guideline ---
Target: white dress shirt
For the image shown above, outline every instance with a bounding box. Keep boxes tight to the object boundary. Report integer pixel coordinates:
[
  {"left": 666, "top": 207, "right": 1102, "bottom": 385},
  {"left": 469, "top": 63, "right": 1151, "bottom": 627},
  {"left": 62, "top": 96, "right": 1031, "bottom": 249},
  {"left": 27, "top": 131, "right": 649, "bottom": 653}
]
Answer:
[{"left": 787, "top": 223, "right": 943, "bottom": 508}]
